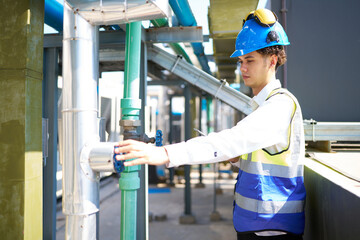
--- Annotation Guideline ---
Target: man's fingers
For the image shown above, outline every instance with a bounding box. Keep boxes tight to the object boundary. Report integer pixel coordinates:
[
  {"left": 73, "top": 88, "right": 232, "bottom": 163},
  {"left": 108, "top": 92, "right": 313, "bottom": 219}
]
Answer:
[
  {"left": 116, "top": 151, "right": 142, "bottom": 161},
  {"left": 124, "top": 158, "right": 147, "bottom": 166},
  {"left": 115, "top": 144, "right": 138, "bottom": 155}
]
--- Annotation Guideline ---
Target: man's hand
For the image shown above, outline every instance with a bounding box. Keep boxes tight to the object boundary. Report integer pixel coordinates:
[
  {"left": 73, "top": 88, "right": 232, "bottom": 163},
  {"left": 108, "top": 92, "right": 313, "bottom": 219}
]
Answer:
[
  {"left": 228, "top": 156, "right": 239, "bottom": 163},
  {"left": 114, "top": 139, "right": 170, "bottom": 167}
]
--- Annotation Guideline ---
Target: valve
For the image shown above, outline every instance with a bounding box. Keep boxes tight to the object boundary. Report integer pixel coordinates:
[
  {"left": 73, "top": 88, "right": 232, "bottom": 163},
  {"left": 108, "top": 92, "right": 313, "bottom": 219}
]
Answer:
[
  {"left": 113, "top": 145, "right": 125, "bottom": 173},
  {"left": 155, "top": 130, "right": 163, "bottom": 147}
]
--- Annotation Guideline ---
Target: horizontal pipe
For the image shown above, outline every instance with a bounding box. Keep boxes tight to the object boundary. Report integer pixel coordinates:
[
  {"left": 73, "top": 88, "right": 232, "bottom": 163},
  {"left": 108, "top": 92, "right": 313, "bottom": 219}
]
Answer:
[
  {"left": 45, "top": 0, "right": 63, "bottom": 32},
  {"left": 169, "top": 0, "right": 197, "bottom": 26},
  {"left": 150, "top": 18, "right": 193, "bottom": 64}
]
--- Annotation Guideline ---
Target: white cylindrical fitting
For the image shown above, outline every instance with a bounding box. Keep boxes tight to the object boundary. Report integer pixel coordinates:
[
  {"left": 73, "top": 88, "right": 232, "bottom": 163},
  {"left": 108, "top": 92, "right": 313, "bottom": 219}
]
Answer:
[{"left": 88, "top": 142, "right": 117, "bottom": 172}]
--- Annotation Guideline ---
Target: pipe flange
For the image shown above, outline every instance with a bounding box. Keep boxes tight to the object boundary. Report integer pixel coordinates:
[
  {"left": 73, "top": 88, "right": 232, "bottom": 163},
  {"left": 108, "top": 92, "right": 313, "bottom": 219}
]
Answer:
[{"left": 119, "top": 119, "right": 141, "bottom": 127}]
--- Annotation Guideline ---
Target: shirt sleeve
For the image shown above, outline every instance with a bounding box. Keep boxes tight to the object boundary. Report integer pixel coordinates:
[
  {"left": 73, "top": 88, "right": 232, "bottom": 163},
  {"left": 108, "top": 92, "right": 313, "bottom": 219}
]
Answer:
[{"left": 165, "top": 94, "right": 296, "bottom": 168}]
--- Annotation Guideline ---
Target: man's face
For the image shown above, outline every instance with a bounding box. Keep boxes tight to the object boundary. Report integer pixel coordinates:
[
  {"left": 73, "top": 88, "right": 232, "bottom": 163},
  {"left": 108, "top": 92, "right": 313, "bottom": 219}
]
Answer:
[{"left": 237, "top": 51, "right": 272, "bottom": 93}]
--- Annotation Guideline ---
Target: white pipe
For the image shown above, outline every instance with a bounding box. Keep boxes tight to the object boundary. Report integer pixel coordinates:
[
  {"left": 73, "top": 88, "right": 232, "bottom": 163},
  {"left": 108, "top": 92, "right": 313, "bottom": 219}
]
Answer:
[{"left": 62, "top": 2, "right": 100, "bottom": 239}]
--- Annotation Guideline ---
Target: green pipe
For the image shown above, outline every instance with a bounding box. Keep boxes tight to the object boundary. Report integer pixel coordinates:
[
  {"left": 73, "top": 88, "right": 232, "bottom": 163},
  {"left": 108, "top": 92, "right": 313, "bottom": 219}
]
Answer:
[
  {"left": 119, "top": 21, "right": 142, "bottom": 240},
  {"left": 206, "top": 96, "right": 214, "bottom": 133},
  {"left": 151, "top": 19, "right": 192, "bottom": 64}
]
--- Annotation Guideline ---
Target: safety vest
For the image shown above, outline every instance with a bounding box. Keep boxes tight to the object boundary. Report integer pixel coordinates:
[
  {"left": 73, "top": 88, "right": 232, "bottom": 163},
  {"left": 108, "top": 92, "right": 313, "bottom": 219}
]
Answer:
[{"left": 233, "top": 88, "right": 306, "bottom": 235}]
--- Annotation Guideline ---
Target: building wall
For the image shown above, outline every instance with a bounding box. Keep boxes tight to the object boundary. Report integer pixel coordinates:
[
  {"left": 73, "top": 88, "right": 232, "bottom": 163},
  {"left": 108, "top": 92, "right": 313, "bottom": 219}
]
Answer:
[
  {"left": 304, "top": 160, "right": 360, "bottom": 240},
  {"left": 272, "top": 0, "right": 360, "bottom": 121}
]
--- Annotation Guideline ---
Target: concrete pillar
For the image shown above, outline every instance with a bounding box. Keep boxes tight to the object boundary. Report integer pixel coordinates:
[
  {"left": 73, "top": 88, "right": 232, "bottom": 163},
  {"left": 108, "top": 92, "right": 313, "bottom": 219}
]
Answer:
[{"left": 0, "top": 1, "right": 44, "bottom": 239}]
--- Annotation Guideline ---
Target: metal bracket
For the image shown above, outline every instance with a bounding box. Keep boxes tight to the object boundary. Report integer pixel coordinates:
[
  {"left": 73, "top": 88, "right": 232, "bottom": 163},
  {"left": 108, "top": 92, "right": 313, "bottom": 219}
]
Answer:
[
  {"left": 214, "top": 79, "right": 228, "bottom": 99},
  {"left": 42, "top": 118, "right": 49, "bottom": 166},
  {"left": 170, "top": 55, "right": 183, "bottom": 73}
]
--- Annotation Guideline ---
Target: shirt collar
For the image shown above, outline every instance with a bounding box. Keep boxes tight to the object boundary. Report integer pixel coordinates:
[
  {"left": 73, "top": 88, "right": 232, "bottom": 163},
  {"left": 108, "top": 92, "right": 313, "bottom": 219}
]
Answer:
[{"left": 250, "top": 79, "right": 282, "bottom": 110}]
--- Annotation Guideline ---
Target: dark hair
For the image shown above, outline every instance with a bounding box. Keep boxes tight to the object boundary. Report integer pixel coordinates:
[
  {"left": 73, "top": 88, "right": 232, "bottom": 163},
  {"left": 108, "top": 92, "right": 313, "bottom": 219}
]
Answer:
[{"left": 256, "top": 45, "right": 287, "bottom": 70}]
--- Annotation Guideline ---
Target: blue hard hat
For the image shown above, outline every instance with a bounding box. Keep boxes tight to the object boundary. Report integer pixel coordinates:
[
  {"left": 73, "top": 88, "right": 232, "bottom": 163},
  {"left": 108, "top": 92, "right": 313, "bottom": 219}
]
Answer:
[{"left": 230, "top": 19, "right": 290, "bottom": 57}]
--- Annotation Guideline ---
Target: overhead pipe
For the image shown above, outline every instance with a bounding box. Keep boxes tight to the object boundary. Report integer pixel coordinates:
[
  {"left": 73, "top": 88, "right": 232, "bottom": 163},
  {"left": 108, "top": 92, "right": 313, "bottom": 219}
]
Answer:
[
  {"left": 151, "top": 18, "right": 193, "bottom": 64},
  {"left": 169, "top": 0, "right": 212, "bottom": 74},
  {"left": 45, "top": 0, "right": 63, "bottom": 32}
]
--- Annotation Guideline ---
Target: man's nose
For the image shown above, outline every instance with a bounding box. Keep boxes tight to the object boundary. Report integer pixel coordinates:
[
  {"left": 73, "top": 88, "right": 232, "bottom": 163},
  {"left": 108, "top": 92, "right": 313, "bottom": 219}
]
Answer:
[{"left": 240, "top": 64, "right": 247, "bottom": 73}]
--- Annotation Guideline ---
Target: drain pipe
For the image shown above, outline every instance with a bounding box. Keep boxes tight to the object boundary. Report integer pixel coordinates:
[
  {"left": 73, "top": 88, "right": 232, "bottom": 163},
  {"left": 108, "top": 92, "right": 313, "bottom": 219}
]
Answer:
[{"left": 119, "top": 21, "right": 142, "bottom": 240}]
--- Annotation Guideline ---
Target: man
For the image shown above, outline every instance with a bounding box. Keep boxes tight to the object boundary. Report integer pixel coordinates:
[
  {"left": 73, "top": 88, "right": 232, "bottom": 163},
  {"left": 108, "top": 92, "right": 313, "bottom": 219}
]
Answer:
[{"left": 115, "top": 9, "right": 305, "bottom": 240}]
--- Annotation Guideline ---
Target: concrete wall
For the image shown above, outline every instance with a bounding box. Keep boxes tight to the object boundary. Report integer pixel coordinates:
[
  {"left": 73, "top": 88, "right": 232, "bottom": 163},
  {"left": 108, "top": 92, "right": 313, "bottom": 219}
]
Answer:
[
  {"left": 272, "top": 0, "right": 360, "bottom": 121},
  {"left": 304, "top": 159, "right": 360, "bottom": 240}
]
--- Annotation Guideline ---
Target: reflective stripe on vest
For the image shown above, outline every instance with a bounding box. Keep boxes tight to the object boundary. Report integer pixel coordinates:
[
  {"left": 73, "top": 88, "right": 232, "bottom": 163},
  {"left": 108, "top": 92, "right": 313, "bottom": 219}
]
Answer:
[
  {"left": 239, "top": 152, "right": 304, "bottom": 178},
  {"left": 235, "top": 192, "right": 304, "bottom": 214}
]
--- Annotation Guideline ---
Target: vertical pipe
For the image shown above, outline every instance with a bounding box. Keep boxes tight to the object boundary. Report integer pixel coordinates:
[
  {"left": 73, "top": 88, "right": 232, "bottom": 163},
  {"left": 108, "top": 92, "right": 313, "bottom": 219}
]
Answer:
[
  {"left": 168, "top": 96, "right": 175, "bottom": 186},
  {"left": 281, "top": 0, "right": 288, "bottom": 88},
  {"left": 119, "top": 21, "right": 142, "bottom": 240},
  {"left": 184, "top": 85, "right": 192, "bottom": 215},
  {"left": 206, "top": 96, "right": 214, "bottom": 134},
  {"left": 137, "top": 41, "right": 148, "bottom": 240},
  {"left": 42, "top": 47, "right": 59, "bottom": 240},
  {"left": 62, "top": 2, "right": 100, "bottom": 239},
  {"left": 198, "top": 96, "right": 203, "bottom": 185},
  {"left": 213, "top": 100, "right": 218, "bottom": 213}
]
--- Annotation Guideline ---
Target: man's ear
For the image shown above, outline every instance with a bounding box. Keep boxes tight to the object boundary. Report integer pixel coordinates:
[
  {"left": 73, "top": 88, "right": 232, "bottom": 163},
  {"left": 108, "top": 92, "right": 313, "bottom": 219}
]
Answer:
[{"left": 270, "top": 54, "right": 278, "bottom": 68}]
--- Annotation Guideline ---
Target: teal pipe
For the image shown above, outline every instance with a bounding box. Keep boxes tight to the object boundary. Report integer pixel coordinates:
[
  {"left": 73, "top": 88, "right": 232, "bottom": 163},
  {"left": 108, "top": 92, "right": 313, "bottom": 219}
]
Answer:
[
  {"left": 169, "top": 0, "right": 211, "bottom": 74},
  {"left": 206, "top": 96, "right": 214, "bottom": 133},
  {"left": 151, "top": 19, "right": 192, "bottom": 64},
  {"left": 119, "top": 21, "right": 142, "bottom": 240}
]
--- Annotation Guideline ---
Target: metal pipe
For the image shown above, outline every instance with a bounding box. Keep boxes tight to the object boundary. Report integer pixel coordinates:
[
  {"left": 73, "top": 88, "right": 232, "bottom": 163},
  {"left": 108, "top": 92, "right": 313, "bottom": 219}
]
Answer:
[
  {"left": 169, "top": 0, "right": 212, "bottom": 74},
  {"left": 62, "top": 2, "right": 100, "bottom": 239},
  {"left": 45, "top": 0, "right": 63, "bottom": 32},
  {"left": 281, "top": 0, "right": 288, "bottom": 88},
  {"left": 88, "top": 142, "right": 117, "bottom": 172},
  {"left": 119, "top": 21, "right": 142, "bottom": 240},
  {"left": 151, "top": 18, "right": 193, "bottom": 64},
  {"left": 198, "top": 96, "right": 203, "bottom": 185},
  {"left": 184, "top": 84, "right": 192, "bottom": 215}
]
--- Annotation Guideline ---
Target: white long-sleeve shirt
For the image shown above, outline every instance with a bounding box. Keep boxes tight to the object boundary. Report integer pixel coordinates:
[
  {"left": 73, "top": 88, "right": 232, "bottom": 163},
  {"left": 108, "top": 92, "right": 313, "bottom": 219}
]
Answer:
[{"left": 165, "top": 79, "right": 302, "bottom": 168}]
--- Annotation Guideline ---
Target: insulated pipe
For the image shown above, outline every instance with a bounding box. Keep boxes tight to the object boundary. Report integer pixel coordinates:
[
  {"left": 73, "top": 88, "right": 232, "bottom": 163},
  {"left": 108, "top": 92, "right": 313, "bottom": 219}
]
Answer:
[
  {"left": 169, "top": 0, "right": 211, "bottom": 74},
  {"left": 62, "top": 2, "right": 100, "bottom": 239},
  {"left": 119, "top": 21, "right": 142, "bottom": 240},
  {"left": 45, "top": 0, "right": 63, "bottom": 32}
]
